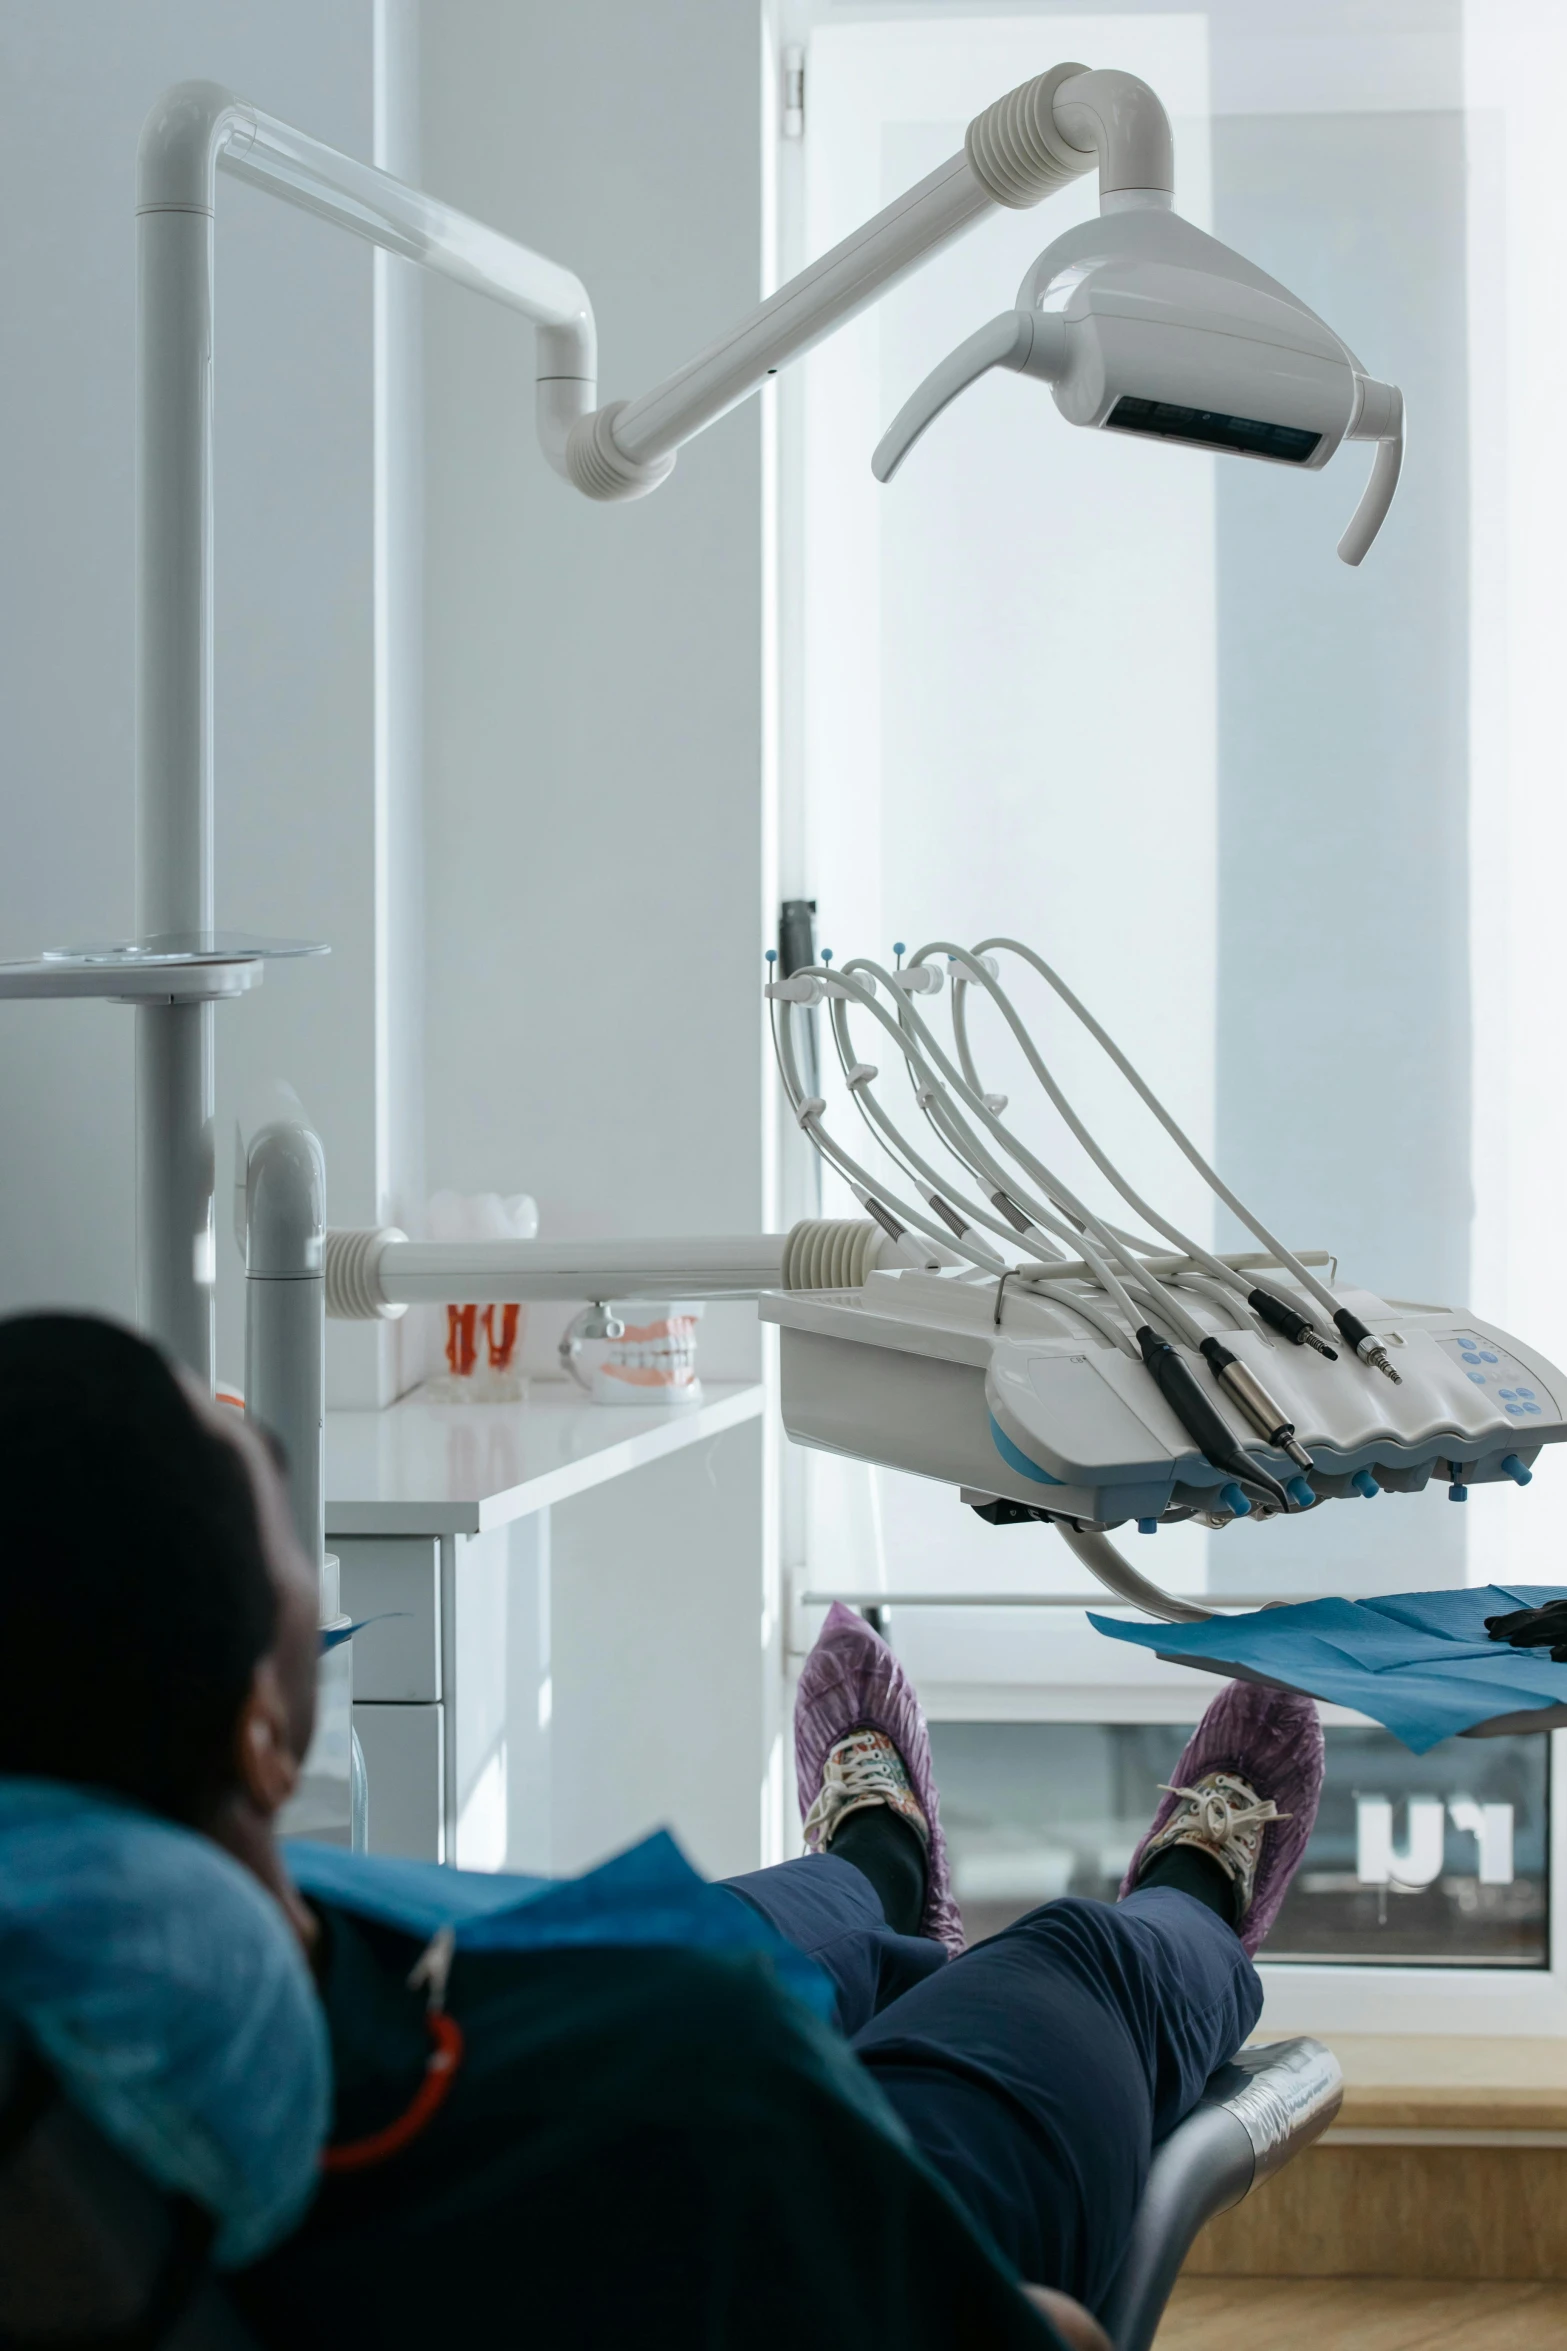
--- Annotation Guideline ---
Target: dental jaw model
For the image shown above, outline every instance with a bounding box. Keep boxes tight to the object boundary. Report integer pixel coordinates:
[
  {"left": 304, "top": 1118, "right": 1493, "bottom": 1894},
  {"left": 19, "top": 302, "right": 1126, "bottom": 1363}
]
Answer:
[
  {"left": 560, "top": 1302, "right": 704, "bottom": 1406},
  {"left": 762, "top": 941, "right": 1565, "bottom": 1614}
]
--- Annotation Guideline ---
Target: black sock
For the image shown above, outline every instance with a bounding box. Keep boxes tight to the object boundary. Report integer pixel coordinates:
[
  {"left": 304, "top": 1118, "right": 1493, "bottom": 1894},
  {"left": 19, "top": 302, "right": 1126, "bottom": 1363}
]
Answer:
[
  {"left": 829, "top": 1805, "right": 928, "bottom": 1937},
  {"left": 1134, "top": 1843, "right": 1242, "bottom": 1930}
]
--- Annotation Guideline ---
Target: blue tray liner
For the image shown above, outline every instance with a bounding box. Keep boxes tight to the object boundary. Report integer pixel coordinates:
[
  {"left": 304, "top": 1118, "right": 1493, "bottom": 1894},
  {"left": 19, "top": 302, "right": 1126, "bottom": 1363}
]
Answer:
[{"left": 1089, "top": 1584, "right": 1567, "bottom": 1752}]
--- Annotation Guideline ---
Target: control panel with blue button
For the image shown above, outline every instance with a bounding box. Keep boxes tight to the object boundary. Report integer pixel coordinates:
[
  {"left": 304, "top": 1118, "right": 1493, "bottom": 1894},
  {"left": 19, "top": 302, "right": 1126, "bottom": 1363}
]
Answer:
[{"left": 1440, "top": 1333, "right": 1558, "bottom": 1421}]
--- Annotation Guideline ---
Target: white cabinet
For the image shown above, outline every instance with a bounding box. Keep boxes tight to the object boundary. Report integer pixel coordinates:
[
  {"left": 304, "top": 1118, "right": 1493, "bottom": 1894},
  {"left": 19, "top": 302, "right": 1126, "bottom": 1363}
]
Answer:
[
  {"left": 350, "top": 1702, "right": 445, "bottom": 1861},
  {"left": 340, "top": 1537, "right": 441, "bottom": 1701},
  {"left": 328, "top": 1380, "right": 770, "bottom": 1879}
]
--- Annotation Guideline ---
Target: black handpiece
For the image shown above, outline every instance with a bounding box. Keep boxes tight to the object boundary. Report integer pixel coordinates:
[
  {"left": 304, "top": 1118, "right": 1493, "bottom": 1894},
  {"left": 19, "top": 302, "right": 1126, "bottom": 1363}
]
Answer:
[
  {"left": 1248, "top": 1287, "right": 1338, "bottom": 1359},
  {"left": 1137, "top": 1327, "right": 1293, "bottom": 1514}
]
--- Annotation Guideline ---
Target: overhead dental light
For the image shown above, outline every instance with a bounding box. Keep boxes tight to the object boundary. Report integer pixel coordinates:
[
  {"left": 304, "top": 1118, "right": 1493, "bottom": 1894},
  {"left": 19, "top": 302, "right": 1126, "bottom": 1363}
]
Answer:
[{"left": 870, "top": 68, "right": 1404, "bottom": 567}]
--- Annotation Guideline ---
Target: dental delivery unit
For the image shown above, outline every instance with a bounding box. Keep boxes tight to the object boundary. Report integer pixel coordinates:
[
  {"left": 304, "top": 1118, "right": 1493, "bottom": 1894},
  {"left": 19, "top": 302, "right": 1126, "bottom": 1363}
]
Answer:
[
  {"left": 760, "top": 940, "right": 1565, "bottom": 1607},
  {"left": 0, "top": 60, "right": 1465, "bottom": 1629}
]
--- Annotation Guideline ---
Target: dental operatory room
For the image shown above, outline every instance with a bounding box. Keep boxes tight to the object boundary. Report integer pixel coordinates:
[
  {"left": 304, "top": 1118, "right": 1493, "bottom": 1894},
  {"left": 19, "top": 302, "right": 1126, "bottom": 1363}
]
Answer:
[{"left": 7, "top": 1, "right": 1567, "bottom": 2345}]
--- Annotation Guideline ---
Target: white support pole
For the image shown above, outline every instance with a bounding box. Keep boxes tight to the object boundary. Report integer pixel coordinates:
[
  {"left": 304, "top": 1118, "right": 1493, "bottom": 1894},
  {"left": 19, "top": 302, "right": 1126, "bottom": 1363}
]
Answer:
[
  {"left": 244, "top": 1115, "right": 327, "bottom": 1572},
  {"left": 136, "top": 98, "right": 226, "bottom": 1376},
  {"left": 133, "top": 84, "right": 597, "bottom": 1377},
  {"left": 135, "top": 1003, "right": 216, "bottom": 1376}
]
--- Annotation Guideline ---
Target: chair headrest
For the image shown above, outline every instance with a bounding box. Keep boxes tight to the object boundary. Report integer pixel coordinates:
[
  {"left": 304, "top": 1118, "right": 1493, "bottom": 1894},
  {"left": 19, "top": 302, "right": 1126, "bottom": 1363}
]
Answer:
[{"left": 0, "top": 1779, "right": 328, "bottom": 2266}]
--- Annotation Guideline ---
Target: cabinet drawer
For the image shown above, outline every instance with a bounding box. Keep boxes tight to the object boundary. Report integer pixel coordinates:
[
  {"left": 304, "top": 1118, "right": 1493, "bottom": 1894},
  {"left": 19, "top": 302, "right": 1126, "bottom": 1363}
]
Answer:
[
  {"left": 337, "top": 1536, "right": 441, "bottom": 1700},
  {"left": 353, "top": 1703, "right": 444, "bottom": 1862}
]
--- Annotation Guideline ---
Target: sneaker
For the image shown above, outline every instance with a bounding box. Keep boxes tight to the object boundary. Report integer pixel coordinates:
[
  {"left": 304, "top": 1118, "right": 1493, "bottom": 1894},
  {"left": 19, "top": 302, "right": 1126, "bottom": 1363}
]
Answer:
[
  {"left": 796, "top": 1602, "right": 965, "bottom": 1955},
  {"left": 1119, "top": 1680, "right": 1324, "bottom": 1956},
  {"left": 803, "top": 1727, "right": 931, "bottom": 1857}
]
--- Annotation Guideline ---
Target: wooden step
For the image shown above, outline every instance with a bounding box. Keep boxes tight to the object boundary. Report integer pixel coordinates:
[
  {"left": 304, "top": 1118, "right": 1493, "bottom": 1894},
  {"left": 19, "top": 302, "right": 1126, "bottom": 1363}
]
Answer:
[
  {"left": 1158, "top": 2279, "right": 1567, "bottom": 2351},
  {"left": 1185, "top": 2037, "right": 1567, "bottom": 2281}
]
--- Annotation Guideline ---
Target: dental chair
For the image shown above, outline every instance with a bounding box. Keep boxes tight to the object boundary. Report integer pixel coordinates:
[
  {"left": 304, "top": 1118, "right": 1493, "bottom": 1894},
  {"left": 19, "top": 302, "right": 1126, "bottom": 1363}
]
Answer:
[
  {"left": 1099, "top": 2035, "right": 1342, "bottom": 2351},
  {"left": 0, "top": 2013, "right": 1340, "bottom": 2350},
  {"left": 0, "top": 2026, "right": 257, "bottom": 2350}
]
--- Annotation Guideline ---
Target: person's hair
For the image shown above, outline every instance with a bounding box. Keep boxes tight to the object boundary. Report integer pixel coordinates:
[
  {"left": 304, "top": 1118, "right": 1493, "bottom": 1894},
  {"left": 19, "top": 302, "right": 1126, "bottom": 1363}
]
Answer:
[{"left": 0, "top": 1314, "right": 278, "bottom": 1823}]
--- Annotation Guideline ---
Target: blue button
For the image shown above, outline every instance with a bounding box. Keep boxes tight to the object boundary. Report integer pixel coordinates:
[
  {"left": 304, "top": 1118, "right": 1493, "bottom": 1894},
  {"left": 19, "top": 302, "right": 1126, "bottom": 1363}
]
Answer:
[
  {"left": 1482, "top": 1352, "right": 1499, "bottom": 1363},
  {"left": 1462, "top": 1352, "right": 1483, "bottom": 1364},
  {"left": 1500, "top": 1389, "right": 1517, "bottom": 1399},
  {"left": 1525, "top": 1403, "right": 1542, "bottom": 1414},
  {"left": 1519, "top": 1387, "right": 1535, "bottom": 1399},
  {"left": 1507, "top": 1403, "right": 1523, "bottom": 1414},
  {"left": 1468, "top": 1372, "right": 1486, "bottom": 1383}
]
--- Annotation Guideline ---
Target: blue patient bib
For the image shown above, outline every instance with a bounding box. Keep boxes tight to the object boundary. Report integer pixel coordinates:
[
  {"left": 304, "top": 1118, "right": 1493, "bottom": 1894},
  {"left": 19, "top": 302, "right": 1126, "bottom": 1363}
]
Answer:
[{"left": 287, "top": 1830, "right": 836, "bottom": 2020}]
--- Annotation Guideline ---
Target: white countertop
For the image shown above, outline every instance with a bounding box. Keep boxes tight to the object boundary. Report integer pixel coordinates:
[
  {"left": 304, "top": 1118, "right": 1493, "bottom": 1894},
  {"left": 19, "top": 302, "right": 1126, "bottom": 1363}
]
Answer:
[{"left": 326, "top": 1379, "right": 766, "bottom": 1536}]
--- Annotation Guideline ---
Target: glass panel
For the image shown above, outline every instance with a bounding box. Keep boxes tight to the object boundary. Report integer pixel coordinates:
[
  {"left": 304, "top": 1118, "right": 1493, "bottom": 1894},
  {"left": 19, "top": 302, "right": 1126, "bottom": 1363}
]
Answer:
[{"left": 928, "top": 1719, "right": 1549, "bottom": 1966}]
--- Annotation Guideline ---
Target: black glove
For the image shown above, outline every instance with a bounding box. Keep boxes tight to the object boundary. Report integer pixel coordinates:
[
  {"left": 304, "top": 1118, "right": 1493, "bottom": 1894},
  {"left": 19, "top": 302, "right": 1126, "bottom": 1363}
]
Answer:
[{"left": 1485, "top": 1599, "right": 1567, "bottom": 1662}]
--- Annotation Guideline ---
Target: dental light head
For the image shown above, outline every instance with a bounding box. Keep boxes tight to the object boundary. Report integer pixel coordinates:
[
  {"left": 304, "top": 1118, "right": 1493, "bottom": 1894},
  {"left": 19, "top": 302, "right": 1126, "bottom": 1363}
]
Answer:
[{"left": 872, "top": 68, "right": 1403, "bottom": 567}]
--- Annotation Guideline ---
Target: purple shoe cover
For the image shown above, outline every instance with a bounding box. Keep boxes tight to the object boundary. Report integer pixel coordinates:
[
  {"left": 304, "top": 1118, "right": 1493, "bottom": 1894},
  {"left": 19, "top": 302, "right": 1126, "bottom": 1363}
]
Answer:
[
  {"left": 1120, "top": 1678, "right": 1324, "bottom": 1956},
  {"left": 795, "top": 1601, "right": 965, "bottom": 1955}
]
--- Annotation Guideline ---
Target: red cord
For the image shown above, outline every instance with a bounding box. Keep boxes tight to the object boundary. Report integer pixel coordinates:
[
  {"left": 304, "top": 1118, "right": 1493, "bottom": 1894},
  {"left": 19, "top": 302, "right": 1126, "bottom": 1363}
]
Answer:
[{"left": 321, "top": 2010, "right": 465, "bottom": 2175}]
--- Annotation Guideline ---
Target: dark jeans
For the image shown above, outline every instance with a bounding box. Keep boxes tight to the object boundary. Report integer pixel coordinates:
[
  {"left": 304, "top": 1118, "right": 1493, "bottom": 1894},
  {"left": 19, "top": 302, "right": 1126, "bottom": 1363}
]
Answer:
[{"left": 724, "top": 1856, "right": 1262, "bottom": 2310}]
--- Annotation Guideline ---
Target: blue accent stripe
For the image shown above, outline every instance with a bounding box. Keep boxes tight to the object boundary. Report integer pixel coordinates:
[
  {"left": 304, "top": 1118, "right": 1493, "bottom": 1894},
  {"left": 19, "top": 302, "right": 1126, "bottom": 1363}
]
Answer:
[{"left": 988, "top": 1414, "right": 1063, "bottom": 1485}]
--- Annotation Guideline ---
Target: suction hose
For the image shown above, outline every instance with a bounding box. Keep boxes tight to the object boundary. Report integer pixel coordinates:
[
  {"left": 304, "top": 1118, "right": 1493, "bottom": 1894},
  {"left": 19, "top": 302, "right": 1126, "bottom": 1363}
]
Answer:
[{"left": 1053, "top": 1522, "right": 1215, "bottom": 1623}]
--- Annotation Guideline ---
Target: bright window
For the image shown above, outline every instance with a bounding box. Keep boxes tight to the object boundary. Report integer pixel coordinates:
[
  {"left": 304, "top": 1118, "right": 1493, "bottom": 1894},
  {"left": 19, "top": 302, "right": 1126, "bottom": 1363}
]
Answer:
[
  {"left": 777, "top": 1, "right": 1567, "bottom": 2019},
  {"left": 928, "top": 1718, "right": 1549, "bottom": 1966}
]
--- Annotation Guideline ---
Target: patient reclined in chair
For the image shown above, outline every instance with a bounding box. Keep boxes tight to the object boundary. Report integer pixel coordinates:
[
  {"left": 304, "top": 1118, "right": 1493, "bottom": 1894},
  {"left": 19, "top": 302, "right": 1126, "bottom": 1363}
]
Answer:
[{"left": 0, "top": 1315, "right": 1341, "bottom": 2350}]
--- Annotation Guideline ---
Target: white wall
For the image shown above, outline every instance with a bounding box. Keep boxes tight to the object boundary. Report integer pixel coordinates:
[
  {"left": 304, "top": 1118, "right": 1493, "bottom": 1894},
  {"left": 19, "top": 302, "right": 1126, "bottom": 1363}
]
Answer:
[
  {"left": 417, "top": 4, "right": 778, "bottom": 1869},
  {"left": 418, "top": 0, "right": 768, "bottom": 1388},
  {"left": 0, "top": 3, "right": 769, "bottom": 1387},
  {"left": 0, "top": 2, "right": 781, "bottom": 1875},
  {"left": 0, "top": 0, "right": 417, "bottom": 1401}
]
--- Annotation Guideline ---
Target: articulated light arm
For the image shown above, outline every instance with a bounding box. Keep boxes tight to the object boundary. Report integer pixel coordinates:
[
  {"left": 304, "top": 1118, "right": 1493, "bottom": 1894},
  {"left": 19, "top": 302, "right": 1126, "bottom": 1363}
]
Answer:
[{"left": 569, "top": 63, "right": 1167, "bottom": 500}]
